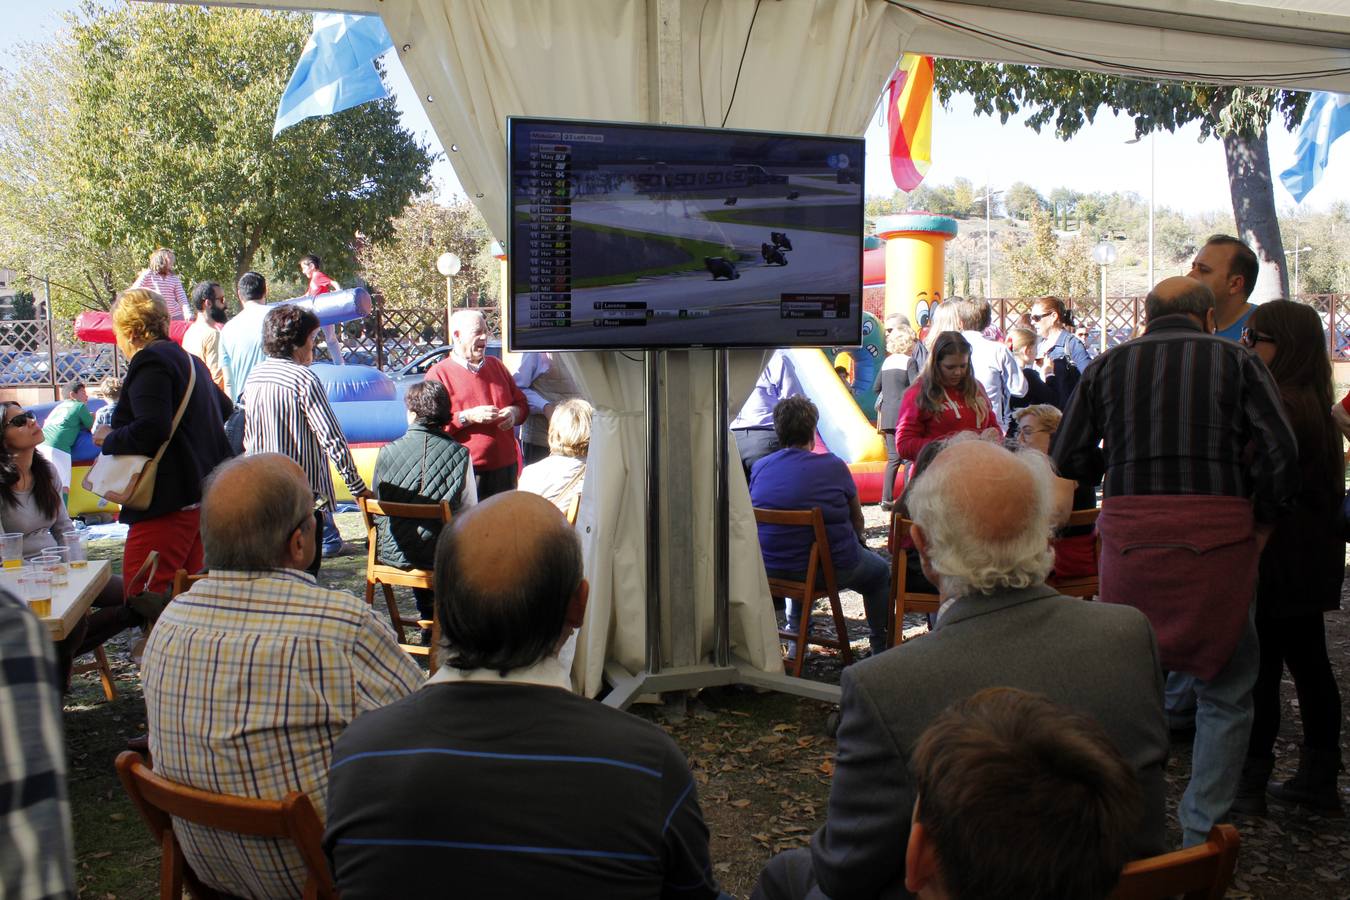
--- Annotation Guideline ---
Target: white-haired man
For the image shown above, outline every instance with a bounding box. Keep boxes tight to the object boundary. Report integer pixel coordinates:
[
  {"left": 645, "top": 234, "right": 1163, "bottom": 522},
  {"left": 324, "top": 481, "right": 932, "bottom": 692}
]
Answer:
[
  {"left": 424, "top": 309, "right": 528, "bottom": 500},
  {"left": 753, "top": 439, "right": 1168, "bottom": 900}
]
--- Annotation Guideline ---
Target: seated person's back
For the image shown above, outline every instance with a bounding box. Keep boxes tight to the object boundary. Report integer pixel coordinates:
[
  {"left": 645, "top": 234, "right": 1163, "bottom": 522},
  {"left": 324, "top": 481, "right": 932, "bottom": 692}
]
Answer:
[
  {"left": 142, "top": 454, "right": 422, "bottom": 898},
  {"left": 325, "top": 491, "right": 726, "bottom": 899},
  {"left": 518, "top": 397, "right": 592, "bottom": 514},
  {"left": 372, "top": 381, "right": 476, "bottom": 570}
]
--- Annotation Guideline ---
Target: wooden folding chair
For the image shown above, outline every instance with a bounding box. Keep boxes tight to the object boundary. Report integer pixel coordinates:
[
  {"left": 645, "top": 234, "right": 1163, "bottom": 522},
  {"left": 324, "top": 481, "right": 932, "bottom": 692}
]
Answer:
[
  {"left": 887, "top": 511, "right": 941, "bottom": 647},
  {"left": 1051, "top": 507, "right": 1102, "bottom": 599},
  {"left": 71, "top": 645, "right": 119, "bottom": 702},
  {"left": 115, "top": 751, "right": 337, "bottom": 900},
  {"left": 358, "top": 497, "right": 450, "bottom": 663},
  {"left": 753, "top": 507, "right": 854, "bottom": 677},
  {"left": 1110, "top": 824, "right": 1240, "bottom": 900},
  {"left": 171, "top": 570, "right": 207, "bottom": 598}
]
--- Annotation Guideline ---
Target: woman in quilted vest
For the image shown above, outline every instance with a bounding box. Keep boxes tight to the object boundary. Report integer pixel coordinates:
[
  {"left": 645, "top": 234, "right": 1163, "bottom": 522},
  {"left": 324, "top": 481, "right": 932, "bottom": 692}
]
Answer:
[{"left": 372, "top": 381, "right": 477, "bottom": 628}]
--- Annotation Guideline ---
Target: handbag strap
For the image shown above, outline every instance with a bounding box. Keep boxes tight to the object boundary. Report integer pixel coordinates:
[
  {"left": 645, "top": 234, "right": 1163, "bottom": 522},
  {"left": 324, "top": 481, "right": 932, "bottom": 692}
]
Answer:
[
  {"left": 126, "top": 549, "right": 161, "bottom": 596},
  {"left": 147, "top": 356, "right": 196, "bottom": 468}
]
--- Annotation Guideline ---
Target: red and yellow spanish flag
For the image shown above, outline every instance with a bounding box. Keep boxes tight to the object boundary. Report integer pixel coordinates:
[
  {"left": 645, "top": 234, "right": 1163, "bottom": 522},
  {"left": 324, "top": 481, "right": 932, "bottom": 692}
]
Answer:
[{"left": 886, "top": 54, "right": 934, "bottom": 191}]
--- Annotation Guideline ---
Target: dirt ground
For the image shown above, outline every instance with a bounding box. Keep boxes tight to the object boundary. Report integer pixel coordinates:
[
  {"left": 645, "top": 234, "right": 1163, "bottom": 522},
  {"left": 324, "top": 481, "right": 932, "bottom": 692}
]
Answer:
[{"left": 61, "top": 508, "right": 1350, "bottom": 898}]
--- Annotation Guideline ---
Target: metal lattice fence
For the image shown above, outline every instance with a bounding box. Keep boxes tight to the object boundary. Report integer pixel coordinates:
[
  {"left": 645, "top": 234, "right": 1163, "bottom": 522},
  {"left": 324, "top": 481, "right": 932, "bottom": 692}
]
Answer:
[{"left": 0, "top": 319, "right": 120, "bottom": 398}]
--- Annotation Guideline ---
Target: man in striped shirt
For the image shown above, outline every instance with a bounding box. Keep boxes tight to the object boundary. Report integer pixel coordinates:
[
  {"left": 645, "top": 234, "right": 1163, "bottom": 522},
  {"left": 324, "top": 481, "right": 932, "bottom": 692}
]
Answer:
[
  {"left": 1053, "top": 275, "right": 1298, "bottom": 848},
  {"left": 324, "top": 491, "right": 726, "bottom": 899},
  {"left": 141, "top": 453, "right": 422, "bottom": 899}
]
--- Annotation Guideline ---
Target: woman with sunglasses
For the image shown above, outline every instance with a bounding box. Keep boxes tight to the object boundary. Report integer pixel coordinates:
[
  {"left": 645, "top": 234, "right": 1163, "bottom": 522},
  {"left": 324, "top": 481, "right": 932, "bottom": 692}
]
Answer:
[
  {"left": 1, "top": 402, "right": 136, "bottom": 686},
  {"left": 1030, "top": 296, "right": 1093, "bottom": 372},
  {"left": 1231, "top": 301, "right": 1346, "bottom": 817},
  {"left": 895, "top": 331, "right": 1001, "bottom": 463}
]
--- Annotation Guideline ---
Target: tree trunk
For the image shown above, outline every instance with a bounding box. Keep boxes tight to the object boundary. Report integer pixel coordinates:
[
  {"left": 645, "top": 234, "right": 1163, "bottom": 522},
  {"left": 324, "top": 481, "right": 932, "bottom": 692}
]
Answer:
[{"left": 1221, "top": 128, "right": 1289, "bottom": 302}]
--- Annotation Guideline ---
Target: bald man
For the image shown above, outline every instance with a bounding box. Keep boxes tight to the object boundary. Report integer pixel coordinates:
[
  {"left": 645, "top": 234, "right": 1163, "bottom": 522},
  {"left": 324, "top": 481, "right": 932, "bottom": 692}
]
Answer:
[
  {"left": 140, "top": 454, "right": 423, "bottom": 899},
  {"left": 325, "top": 492, "right": 727, "bottom": 899},
  {"left": 1054, "top": 275, "right": 1298, "bottom": 847},
  {"left": 754, "top": 441, "right": 1167, "bottom": 900}
]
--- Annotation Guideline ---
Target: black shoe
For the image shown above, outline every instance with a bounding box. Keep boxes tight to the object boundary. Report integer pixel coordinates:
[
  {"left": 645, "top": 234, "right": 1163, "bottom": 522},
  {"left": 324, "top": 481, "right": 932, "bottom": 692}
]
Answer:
[{"left": 1268, "top": 746, "right": 1344, "bottom": 815}]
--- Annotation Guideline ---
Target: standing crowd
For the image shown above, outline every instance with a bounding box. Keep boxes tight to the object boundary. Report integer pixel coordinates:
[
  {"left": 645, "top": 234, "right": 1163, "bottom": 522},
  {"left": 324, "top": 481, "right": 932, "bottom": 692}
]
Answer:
[{"left": 2, "top": 232, "right": 1346, "bottom": 900}]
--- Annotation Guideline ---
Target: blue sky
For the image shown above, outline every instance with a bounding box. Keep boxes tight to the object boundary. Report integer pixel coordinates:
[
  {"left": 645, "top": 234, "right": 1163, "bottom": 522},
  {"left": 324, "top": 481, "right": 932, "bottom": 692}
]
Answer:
[{"left": 5, "top": 2, "right": 1348, "bottom": 217}]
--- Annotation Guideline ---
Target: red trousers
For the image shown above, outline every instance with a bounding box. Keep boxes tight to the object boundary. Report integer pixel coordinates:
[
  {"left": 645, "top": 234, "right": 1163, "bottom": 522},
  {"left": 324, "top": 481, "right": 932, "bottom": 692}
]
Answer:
[{"left": 122, "top": 508, "right": 203, "bottom": 598}]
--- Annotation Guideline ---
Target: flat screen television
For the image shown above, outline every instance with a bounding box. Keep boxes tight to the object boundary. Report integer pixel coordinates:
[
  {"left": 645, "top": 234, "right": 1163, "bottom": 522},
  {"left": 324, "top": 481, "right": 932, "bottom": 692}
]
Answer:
[{"left": 506, "top": 117, "right": 864, "bottom": 351}]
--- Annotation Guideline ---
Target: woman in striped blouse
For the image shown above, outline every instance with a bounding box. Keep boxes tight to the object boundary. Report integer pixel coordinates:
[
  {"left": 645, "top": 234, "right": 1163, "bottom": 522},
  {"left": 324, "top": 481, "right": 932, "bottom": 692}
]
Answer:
[
  {"left": 241, "top": 306, "right": 371, "bottom": 572},
  {"left": 130, "top": 248, "right": 191, "bottom": 321}
]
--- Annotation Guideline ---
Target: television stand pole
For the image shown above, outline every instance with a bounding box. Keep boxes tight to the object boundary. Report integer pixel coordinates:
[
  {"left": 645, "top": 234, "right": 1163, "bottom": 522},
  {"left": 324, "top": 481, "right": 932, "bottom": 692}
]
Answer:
[{"left": 602, "top": 349, "right": 841, "bottom": 709}]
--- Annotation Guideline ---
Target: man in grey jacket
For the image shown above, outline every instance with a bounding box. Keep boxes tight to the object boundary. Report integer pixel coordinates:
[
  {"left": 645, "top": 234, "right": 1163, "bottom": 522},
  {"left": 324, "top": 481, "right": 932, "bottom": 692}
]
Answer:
[{"left": 753, "top": 439, "right": 1169, "bottom": 900}]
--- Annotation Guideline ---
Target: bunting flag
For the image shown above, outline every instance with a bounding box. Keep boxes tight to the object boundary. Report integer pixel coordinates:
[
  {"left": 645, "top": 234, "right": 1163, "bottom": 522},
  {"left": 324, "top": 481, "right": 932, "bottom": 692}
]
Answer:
[
  {"left": 1280, "top": 91, "right": 1350, "bottom": 204},
  {"left": 886, "top": 54, "right": 934, "bottom": 192},
  {"left": 273, "top": 13, "right": 394, "bottom": 138}
]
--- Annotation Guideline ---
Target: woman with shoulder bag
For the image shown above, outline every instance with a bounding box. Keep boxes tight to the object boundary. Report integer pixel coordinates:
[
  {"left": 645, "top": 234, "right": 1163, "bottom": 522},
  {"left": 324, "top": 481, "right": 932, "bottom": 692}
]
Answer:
[{"left": 94, "top": 289, "right": 234, "bottom": 596}]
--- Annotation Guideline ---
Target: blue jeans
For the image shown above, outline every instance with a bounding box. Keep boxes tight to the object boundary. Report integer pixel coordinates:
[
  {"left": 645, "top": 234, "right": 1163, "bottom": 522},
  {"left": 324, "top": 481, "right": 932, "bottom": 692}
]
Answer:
[
  {"left": 321, "top": 509, "right": 343, "bottom": 556},
  {"left": 772, "top": 547, "right": 892, "bottom": 654},
  {"left": 1166, "top": 671, "right": 1198, "bottom": 729},
  {"left": 1180, "top": 605, "right": 1259, "bottom": 847}
]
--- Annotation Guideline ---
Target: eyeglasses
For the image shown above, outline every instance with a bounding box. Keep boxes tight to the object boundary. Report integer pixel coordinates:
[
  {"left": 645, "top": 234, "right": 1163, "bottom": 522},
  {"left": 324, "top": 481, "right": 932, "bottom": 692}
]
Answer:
[
  {"left": 1239, "top": 328, "right": 1276, "bottom": 349},
  {"left": 289, "top": 495, "right": 328, "bottom": 536},
  {"left": 1028, "top": 313, "right": 1050, "bottom": 323},
  {"left": 3, "top": 411, "right": 35, "bottom": 429}
]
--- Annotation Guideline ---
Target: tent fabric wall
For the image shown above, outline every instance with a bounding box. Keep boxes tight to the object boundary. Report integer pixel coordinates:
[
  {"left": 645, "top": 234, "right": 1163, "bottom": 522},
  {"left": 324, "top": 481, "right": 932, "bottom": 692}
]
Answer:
[{"left": 372, "top": 0, "right": 908, "bottom": 696}]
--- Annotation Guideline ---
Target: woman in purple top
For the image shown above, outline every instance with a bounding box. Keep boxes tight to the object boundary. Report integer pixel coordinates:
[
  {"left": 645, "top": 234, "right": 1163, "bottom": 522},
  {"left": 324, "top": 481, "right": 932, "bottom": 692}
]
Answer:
[{"left": 750, "top": 395, "right": 892, "bottom": 655}]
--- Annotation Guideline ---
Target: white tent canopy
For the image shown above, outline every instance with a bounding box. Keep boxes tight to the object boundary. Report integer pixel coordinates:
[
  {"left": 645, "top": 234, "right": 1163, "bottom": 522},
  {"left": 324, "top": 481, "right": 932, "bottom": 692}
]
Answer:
[{"left": 171, "top": 0, "right": 1350, "bottom": 696}]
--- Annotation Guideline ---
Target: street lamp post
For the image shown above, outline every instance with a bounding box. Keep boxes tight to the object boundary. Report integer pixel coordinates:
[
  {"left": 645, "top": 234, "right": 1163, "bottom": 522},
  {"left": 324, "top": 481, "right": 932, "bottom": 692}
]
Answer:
[
  {"left": 1126, "top": 135, "right": 1156, "bottom": 286},
  {"left": 1285, "top": 244, "right": 1313, "bottom": 297},
  {"left": 1092, "top": 240, "right": 1118, "bottom": 354},
  {"left": 974, "top": 188, "right": 1003, "bottom": 299},
  {"left": 436, "top": 251, "right": 462, "bottom": 318}
]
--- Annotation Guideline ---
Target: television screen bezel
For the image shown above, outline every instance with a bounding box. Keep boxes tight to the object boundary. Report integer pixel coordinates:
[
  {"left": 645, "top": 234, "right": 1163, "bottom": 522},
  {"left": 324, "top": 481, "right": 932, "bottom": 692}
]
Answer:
[{"left": 505, "top": 115, "right": 865, "bottom": 353}]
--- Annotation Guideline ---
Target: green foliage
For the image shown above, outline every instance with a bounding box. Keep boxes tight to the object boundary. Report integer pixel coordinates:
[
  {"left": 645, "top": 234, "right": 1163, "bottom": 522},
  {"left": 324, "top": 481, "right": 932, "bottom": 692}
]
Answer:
[
  {"left": 1004, "top": 182, "right": 1047, "bottom": 220},
  {"left": 1004, "top": 208, "right": 1097, "bottom": 298},
  {"left": 357, "top": 198, "right": 499, "bottom": 317},
  {"left": 0, "top": 3, "right": 433, "bottom": 318},
  {"left": 863, "top": 177, "right": 988, "bottom": 220},
  {"left": 7, "top": 289, "right": 35, "bottom": 321},
  {"left": 933, "top": 62, "right": 1307, "bottom": 142}
]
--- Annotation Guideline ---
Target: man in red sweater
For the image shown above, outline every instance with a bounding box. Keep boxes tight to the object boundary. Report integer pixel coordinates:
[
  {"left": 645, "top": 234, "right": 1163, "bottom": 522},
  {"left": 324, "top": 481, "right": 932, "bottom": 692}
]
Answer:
[{"left": 425, "top": 309, "right": 528, "bottom": 500}]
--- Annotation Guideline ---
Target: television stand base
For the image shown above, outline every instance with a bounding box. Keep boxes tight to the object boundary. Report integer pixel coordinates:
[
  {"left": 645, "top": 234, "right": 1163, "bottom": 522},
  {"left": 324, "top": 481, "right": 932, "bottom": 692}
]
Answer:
[{"left": 601, "top": 658, "right": 842, "bottom": 710}]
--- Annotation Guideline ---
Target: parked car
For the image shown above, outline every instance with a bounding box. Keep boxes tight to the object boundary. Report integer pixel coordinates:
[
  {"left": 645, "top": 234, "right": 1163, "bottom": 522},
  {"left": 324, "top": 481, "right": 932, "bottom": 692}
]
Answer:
[{"left": 390, "top": 341, "right": 503, "bottom": 396}]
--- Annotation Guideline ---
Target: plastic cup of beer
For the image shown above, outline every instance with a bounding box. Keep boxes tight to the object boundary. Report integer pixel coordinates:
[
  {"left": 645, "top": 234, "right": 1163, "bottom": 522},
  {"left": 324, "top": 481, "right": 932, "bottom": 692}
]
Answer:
[
  {"left": 25, "top": 568, "right": 51, "bottom": 618},
  {"left": 38, "top": 548, "right": 69, "bottom": 588},
  {"left": 63, "top": 532, "right": 89, "bottom": 568},
  {"left": 1, "top": 533, "right": 22, "bottom": 570}
]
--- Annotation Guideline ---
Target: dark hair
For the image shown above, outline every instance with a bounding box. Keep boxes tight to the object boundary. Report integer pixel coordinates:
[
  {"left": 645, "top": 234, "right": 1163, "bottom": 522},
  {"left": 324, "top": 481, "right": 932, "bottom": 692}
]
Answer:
[
  {"left": 1246, "top": 300, "right": 1340, "bottom": 503},
  {"left": 262, "top": 305, "right": 321, "bottom": 359},
  {"left": 897, "top": 436, "right": 950, "bottom": 518},
  {"left": 918, "top": 332, "right": 990, "bottom": 427},
  {"left": 63, "top": 380, "right": 85, "bottom": 398},
  {"left": 0, "top": 402, "right": 62, "bottom": 521},
  {"left": 772, "top": 395, "right": 819, "bottom": 448},
  {"left": 404, "top": 380, "right": 451, "bottom": 428},
  {"left": 1144, "top": 281, "right": 1214, "bottom": 323},
  {"left": 1205, "top": 234, "right": 1259, "bottom": 299},
  {"left": 977, "top": 301, "right": 992, "bottom": 331},
  {"left": 434, "top": 516, "right": 583, "bottom": 673},
  {"left": 1035, "top": 295, "right": 1073, "bottom": 328},
  {"left": 190, "top": 280, "right": 220, "bottom": 313},
  {"left": 911, "top": 687, "right": 1143, "bottom": 900},
  {"left": 237, "top": 271, "right": 267, "bottom": 302},
  {"left": 302, "top": 253, "right": 322, "bottom": 270}
]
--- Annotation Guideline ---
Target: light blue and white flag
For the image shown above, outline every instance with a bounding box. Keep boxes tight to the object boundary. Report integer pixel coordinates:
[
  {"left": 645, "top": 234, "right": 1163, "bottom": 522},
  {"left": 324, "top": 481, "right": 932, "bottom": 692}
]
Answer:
[
  {"left": 1280, "top": 91, "right": 1350, "bottom": 204},
  {"left": 273, "top": 13, "right": 394, "bottom": 138}
]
